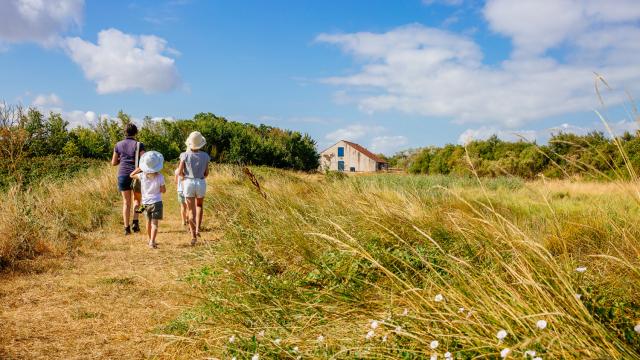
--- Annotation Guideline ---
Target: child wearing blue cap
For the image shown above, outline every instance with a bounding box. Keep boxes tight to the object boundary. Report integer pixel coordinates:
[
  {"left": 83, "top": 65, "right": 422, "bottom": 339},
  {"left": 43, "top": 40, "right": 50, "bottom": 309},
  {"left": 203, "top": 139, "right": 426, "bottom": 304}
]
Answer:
[{"left": 130, "top": 151, "right": 166, "bottom": 249}]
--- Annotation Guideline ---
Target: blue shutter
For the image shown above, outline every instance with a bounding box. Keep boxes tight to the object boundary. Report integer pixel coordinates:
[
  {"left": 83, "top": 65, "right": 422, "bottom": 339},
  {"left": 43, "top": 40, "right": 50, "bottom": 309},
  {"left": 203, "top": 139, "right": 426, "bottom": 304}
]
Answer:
[{"left": 337, "top": 147, "right": 344, "bottom": 157}]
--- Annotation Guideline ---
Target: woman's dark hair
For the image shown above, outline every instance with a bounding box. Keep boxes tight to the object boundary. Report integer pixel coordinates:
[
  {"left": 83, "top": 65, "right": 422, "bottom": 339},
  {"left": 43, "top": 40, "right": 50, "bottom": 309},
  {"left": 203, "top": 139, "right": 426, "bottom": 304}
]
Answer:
[{"left": 124, "top": 123, "right": 138, "bottom": 137}]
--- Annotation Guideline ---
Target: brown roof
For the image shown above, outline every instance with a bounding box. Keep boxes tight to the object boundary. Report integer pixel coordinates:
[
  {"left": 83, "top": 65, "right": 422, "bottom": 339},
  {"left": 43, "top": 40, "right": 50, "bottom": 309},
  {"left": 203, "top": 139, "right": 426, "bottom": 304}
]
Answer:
[{"left": 343, "top": 140, "right": 387, "bottom": 163}]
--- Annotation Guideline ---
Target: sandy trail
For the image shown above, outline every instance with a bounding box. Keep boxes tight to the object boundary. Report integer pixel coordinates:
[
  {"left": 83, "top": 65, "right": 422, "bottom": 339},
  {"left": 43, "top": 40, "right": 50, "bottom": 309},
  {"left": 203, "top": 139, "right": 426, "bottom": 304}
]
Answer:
[{"left": 0, "top": 184, "right": 216, "bottom": 359}]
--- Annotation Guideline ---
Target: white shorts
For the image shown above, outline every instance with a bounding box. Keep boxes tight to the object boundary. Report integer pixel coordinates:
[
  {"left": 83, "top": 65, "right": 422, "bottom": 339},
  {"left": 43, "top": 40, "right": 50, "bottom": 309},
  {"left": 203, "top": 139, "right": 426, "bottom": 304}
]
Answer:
[{"left": 183, "top": 178, "right": 206, "bottom": 198}]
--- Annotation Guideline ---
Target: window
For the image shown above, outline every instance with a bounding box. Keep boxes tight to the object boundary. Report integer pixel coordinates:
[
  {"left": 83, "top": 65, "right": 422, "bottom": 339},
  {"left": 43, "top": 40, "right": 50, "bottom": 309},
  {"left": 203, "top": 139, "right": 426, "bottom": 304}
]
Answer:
[
  {"left": 350, "top": 167, "right": 356, "bottom": 172},
  {"left": 338, "top": 161, "right": 345, "bottom": 171},
  {"left": 337, "top": 147, "right": 344, "bottom": 157}
]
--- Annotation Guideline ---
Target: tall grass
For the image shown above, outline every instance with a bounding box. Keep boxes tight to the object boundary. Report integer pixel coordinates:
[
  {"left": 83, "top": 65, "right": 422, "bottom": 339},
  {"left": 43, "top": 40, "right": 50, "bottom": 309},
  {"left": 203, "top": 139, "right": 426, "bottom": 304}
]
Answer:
[
  {"left": 0, "top": 164, "right": 118, "bottom": 271},
  {"left": 164, "top": 166, "right": 640, "bottom": 358}
]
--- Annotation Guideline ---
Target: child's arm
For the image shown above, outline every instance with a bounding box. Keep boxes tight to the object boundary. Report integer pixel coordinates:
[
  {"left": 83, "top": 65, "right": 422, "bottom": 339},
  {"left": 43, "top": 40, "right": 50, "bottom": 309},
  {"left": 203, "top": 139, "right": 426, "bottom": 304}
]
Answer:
[
  {"left": 130, "top": 167, "right": 142, "bottom": 179},
  {"left": 203, "top": 164, "right": 209, "bottom": 178},
  {"left": 160, "top": 174, "right": 166, "bottom": 193},
  {"left": 178, "top": 160, "right": 186, "bottom": 177}
]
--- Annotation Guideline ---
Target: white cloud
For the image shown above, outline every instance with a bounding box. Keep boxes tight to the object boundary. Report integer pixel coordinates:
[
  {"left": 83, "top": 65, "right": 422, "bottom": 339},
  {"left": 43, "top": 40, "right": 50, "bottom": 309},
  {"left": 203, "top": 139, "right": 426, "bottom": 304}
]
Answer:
[
  {"left": 370, "top": 135, "right": 409, "bottom": 154},
  {"left": 458, "top": 120, "right": 640, "bottom": 145},
  {"left": 0, "top": 0, "right": 83, "bottom": 45},
  {"left": 325, "top": 124, "right": 384, "bottom": 143},
  {"left": 423, "top": 0, "right": 464, "bottom": 6},
  {"left": 323, "top": 124, "right": 406, "bottom": 154},
  {"left": 64, "top": 28, "right": 181, "bottom": 94},
  {"left": 30, "top": 93, "right": 106, "bottom": 128},
  {"left": 484, "top": 0, "right": 640, "bottom": 57},
  {"left": 32, "top": 93, "right": 63, "bottom": 107},
  {"left": 317, "top": 1, "right": 640, "bottom": 128}
]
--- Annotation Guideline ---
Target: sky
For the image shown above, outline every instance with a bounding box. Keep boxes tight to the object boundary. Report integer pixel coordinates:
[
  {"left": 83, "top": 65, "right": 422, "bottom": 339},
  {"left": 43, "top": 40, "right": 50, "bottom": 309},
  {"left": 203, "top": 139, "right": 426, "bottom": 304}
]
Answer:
[{"left": 1, "top": 0, "right": 639, "bottom": 154}]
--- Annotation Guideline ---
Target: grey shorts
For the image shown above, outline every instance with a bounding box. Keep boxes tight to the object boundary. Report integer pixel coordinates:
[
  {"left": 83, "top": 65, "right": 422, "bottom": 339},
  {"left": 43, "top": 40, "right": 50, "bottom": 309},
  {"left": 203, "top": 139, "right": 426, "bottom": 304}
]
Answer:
[{"left": 145, "top": 201, "right": 163, "bottom": 220}]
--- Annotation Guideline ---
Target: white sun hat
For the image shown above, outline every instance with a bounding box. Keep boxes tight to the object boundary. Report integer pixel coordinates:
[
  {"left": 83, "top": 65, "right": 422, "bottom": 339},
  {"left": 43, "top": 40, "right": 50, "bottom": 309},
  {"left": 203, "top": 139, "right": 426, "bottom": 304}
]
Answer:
[
  {"left": 185, "top": 131, "right": 207, "bottom": 150},
  {"left": 139, "top": 151, "right": 164, "bottom": 173}
]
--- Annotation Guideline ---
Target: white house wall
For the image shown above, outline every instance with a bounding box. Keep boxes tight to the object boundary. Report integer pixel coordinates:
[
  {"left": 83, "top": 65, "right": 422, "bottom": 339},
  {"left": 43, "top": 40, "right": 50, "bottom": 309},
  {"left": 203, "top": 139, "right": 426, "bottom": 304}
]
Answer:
[{"left": 320, "top": 141, "right": 378, "bottom": 172}]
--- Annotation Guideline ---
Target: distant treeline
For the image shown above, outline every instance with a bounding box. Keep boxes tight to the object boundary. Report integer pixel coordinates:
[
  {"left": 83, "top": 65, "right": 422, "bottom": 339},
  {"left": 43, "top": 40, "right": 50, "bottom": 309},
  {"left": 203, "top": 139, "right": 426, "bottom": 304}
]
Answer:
[
  {"left": 383, "top": 132, "right": 640, "bottom": 179},
  {"left": 0, "top": 104, "right": 320, "bottom": 178}
]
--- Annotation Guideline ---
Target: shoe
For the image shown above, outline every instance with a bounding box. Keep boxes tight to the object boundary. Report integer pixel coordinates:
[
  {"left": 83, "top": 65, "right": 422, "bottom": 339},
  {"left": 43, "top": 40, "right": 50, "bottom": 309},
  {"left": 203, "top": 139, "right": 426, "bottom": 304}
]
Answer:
[
  {"left": 134, "top": 205, "right": 146, "bottom": 214},
  {"left": 190, "top": 238, "right": 197, "bottom": 246},
  {"left": 132, "top": 221, "right": 140, "bottom": 233},
  {"left": 148, "top": 241, "right": 157, "bottom": 249},
  {"left": 124, "top": 226, "right": 131, "bottom": 235}
]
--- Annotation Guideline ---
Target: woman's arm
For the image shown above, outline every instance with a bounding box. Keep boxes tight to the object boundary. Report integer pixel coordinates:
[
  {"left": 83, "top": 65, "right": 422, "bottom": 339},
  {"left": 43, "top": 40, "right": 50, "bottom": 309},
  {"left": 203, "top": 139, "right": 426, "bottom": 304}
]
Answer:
[
  {"left": 130, "top": 167, "right": 142, "bottom": 179},
  {"left": 111, "top": 151, "right": 120, "bottom": 166},
  {"left": 160, "top": 185, "right": 166, "bottom": 194}
]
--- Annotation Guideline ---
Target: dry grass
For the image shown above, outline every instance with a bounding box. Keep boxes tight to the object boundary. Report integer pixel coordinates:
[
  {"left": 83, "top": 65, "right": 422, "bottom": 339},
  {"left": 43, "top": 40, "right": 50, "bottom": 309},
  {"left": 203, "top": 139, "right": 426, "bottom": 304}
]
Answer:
[
  {"left": 0, "top": 165, "right": 219, "bottom": 359},
  {"left": 159, "top": 166, "right": 640, "bottom": 359},
  {"left": 0, "top": 165, "right": 118, "bottom": 271}
]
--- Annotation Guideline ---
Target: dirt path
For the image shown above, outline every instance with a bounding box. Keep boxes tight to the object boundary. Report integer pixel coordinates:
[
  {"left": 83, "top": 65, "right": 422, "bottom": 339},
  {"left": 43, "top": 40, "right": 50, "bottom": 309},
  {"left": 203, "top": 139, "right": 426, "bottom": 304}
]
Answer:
[{"left": 0, "top": 183, "right": 216, "bottom": 359}]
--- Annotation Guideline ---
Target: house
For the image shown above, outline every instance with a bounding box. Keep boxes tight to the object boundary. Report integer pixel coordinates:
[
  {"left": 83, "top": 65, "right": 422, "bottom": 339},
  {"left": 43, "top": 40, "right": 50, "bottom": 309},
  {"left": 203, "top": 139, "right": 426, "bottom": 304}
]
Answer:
[{"left": 320, "top": 140, "right": 388, "bottom": 172}]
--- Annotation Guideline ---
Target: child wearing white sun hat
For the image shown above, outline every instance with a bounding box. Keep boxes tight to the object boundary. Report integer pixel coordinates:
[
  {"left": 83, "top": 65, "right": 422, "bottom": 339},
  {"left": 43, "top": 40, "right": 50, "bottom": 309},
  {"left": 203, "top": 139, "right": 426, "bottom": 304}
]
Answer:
[
  {"left": 178, "top": 131, "right": 210, "bottom": 246},
  {"left": 130, "top": 151, "right": 166, "bottom": 249}
]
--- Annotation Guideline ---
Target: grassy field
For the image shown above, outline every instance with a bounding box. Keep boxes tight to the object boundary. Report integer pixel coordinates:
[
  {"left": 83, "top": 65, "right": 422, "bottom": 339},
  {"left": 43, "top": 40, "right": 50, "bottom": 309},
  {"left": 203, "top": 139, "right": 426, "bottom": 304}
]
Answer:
[
  {"left": 1, "top": 165, "right": 640, "bottom": 359},
  {"left": 161, "top": 166, "right": 640, "bottom": 359}
]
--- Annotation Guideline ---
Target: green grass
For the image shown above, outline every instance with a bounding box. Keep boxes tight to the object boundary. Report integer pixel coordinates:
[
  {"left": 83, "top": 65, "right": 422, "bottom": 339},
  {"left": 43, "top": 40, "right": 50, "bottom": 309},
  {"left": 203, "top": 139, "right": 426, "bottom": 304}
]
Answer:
[{"left": 164, "top": 165, "right": 640, "bottom": 359}]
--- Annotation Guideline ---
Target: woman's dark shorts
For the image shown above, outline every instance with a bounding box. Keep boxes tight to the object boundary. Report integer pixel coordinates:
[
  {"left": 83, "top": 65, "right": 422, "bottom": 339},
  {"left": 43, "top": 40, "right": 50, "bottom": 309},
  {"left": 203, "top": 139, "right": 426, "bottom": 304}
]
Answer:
[
  {"left": 117, "top": 175, "right": 141, "bottom": 192},
  {"left": 144, "top": 201, "right": 163, "bottom": 220}
]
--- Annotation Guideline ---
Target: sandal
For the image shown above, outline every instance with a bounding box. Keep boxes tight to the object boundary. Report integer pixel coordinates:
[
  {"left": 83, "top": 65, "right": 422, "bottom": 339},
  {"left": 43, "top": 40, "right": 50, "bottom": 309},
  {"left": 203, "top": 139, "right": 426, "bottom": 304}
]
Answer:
[{"left": 190, "top": 238, "right": 197, "bottom": 246}]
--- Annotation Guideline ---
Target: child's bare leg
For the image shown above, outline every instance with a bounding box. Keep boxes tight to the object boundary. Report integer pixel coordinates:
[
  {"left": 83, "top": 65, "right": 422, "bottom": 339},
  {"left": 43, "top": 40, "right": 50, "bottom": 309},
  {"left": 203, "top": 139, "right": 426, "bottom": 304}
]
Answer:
[
  {"left": 150, "top": 219, "right": 159, "bottom": 247},
  {"left": 132, "top": 192, "right": 141, "bottom": 221},
  {"left": 180, "top": 202, "right": 188, "bottom": 225},
  {"left": 121, "top": 190, "right": 132, "bottom": 228},
  {"left": 146, "top": 216, "right": 152, "bottom": 240},
  {"left": 196, "top": 197, "right": 204, "bottom": 235},
  {"left": 186, "top": 197, "right": 197, "bottom": 243}
]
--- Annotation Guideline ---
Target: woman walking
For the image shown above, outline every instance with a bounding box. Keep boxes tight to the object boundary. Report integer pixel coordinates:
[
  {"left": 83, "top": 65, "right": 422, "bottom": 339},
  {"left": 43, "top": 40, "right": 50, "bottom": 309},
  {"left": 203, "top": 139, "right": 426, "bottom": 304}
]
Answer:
[
  {"left": 111, "top": 123, "right": 145, "bottom": 235},
  {"left": 178, "top": 131, "right": 210, "bottom": 245}
]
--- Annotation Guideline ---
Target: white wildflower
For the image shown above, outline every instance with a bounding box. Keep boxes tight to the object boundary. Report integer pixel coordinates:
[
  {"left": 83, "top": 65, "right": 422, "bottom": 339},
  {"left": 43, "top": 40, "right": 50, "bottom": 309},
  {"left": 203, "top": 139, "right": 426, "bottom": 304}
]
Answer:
[
  {"left": 232, "top": 358, "right": 236, "bottom": 360},
  {"left": 536, "top": 319, "right": 548, "bottom": 330},
  {"left": 402, "top": 308, "right": 409, "bottom": 316},
  {"left": 382, "top": 335, "right": 388, "bottom": 342},
  {"left": 524, "top": 350, "right": 536, "bottom": 357},
  {"left": 575, "top": 266, "right": 587, "bottom": 273},
  {"left": 444, "top": 351, "right": 452, "bottom": 359},
  {"left": 317, "top": 334, "right": 324, "bottom": 342},
  {"left": 430, "top": 354, "right": 438, "bottom": 360},
  {"left": 496, "top": 329, "right": 508, "bottom": 341},
  {"left": 228, "top": 335, "right": 235, "bottom": 343},
  {"left": 257, "top": 330, "right": 265, "bottom": 338},
  {"left": 223, "top": 268, "right": 229, "bottom": 273},
  {"left": 267, "top": 275, "right": 271, "bottom": 280},
  {"left": 435, "top": 293, "right": 444, "bottom": 302},
  {"left": 394, "top": 325, "right": 402, "bottom": 334},
  {"left": 370, "top": 320, "right": 379, "bottom": 329},
  {"left": 430, "top": 340, "right": 439, "bottom": 349},
  {"left": 293, "top": 346, "right": 299, "bottom": 352},
  {"left": 533, "top": 357, "right": 542, "bottom": 360},
  {"left": 500, "top": 348, "right": 510, "bottom": 358},
  {"left": 458, "top": 307, "right": 465, "bottom": 313},
  {"left": 634, "top": 324, "right": 640, "bottom": 333},
  {"left": 274, "top": 338, "right": 281, "bottom": 345},
  {"left": 575, "top": 293, "right": 582, "bottom": 300},
  {"left": 251, "top": 354, "right": 259, "bottom": 360},
  {"left": 366, "top": 330, "right": 375, "bottom": 340}
]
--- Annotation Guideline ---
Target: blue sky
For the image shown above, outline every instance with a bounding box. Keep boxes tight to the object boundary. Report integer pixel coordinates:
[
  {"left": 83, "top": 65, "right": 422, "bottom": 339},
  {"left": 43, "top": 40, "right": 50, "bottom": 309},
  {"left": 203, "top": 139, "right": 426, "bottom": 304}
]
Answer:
[{"left": 1, "top": 0, "right": 639, "bottom": 154}]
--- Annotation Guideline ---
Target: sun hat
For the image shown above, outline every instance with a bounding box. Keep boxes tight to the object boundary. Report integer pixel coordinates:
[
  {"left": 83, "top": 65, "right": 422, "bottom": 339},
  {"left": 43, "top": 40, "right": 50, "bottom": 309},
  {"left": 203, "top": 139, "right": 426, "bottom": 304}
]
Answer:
[
  {"left": 185, "top": 131, "right": 206, "bottom": 150},
  {"left": 139, "top": 151, "right": 164, "bottom": 173}
]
